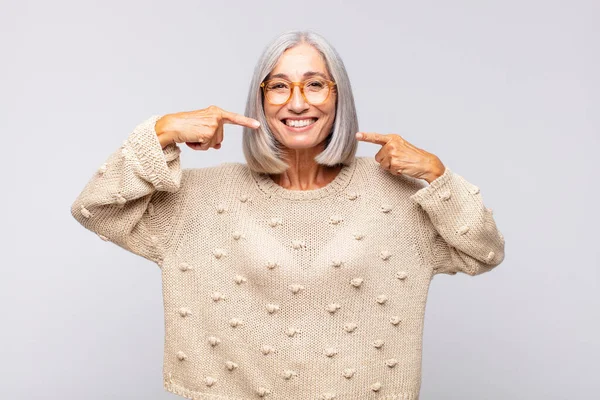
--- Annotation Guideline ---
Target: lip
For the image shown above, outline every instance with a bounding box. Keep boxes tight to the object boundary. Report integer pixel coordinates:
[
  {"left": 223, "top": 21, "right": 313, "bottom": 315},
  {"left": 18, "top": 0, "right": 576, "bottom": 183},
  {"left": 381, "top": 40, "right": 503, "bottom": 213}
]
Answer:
[
  {"left": 281, "top": 117, "right": 319, "bottom": 121},
  {"left": 280, "top": 118, "right": 318, "bottom": 132}
]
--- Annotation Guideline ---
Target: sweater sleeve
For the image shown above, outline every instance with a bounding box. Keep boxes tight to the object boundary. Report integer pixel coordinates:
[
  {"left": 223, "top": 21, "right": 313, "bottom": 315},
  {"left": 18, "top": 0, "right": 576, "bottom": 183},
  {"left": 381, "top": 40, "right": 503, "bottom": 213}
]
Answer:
[
  {"left": 409, "top": 166, "right": 506, "bottom": 276},
  {"left": 70, "top": 115, "right": 184, "bottom": 267}
]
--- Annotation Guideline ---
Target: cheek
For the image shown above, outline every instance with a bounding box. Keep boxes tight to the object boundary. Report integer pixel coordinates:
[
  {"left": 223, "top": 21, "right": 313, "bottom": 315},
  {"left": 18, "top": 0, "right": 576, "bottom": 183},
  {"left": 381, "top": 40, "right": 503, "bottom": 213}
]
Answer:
[
  {"left": 263, "top": 112, "right": 280, "bottom": 129},
  {"left": 266, "top": 108, "right": 284, "bottom": 124},
  {"left": 324, "top": 98, "right": 337, "bottom": 119},
  {"left": 263, "top": 103, "right": 276, "bottom": 117},
  {"left": 323, "top": 106, "right": 336, "bottom": 124}
]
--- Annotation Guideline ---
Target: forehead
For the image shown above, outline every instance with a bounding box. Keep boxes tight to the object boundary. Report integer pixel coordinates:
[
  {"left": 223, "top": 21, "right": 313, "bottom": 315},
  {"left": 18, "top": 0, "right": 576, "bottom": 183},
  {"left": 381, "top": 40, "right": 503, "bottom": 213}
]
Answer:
[{"left": 269, "top": 44, "right": 328, "bottom": 80}]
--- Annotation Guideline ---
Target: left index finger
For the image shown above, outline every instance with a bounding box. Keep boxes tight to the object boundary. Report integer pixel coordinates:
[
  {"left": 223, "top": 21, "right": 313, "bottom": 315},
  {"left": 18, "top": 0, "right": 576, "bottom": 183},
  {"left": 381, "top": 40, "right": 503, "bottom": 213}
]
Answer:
[{"left": 356, "top": 131, "right": 391, "bottom": 145}]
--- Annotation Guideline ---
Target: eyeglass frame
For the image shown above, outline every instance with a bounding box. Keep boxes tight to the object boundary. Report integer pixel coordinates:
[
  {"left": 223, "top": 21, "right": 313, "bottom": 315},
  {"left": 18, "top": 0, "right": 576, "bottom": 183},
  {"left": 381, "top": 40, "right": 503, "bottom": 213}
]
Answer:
[{"left": 260, "top": 77, "right": 337, "bottom": 106}]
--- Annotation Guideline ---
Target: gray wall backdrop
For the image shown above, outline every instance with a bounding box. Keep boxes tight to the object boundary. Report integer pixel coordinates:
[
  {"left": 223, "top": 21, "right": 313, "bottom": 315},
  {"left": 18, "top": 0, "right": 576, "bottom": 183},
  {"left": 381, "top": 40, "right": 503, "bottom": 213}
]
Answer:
[{"left": 2, "top": 0, "right": 598, "bottom": 399}]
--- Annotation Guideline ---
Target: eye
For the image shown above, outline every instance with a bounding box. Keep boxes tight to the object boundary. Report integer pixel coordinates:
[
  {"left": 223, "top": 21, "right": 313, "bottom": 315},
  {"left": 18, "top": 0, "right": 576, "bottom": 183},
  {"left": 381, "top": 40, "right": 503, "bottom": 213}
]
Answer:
[{"left": 266, "top": 80, "right": 289, "bottom": 90}]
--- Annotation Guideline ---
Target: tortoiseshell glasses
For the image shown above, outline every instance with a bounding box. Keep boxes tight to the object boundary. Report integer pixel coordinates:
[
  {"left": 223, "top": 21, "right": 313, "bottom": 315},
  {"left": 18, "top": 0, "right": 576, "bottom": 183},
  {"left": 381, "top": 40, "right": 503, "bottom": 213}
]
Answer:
[{"left": 260, "top": 77, "right": 337, "bottom": 106}]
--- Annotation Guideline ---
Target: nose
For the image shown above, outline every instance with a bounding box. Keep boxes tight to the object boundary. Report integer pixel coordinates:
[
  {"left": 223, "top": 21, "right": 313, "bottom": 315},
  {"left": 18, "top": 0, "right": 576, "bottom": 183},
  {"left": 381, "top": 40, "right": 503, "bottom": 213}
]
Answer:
[{"left": 287, "top": 85, "right": 309, "bottom": 112}]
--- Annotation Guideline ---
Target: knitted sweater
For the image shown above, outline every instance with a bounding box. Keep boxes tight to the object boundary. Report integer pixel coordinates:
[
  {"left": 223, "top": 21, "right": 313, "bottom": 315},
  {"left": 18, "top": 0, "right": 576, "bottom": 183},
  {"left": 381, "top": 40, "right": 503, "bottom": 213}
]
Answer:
[{"left": 71, "top": 115, "right": 506, "bottom": 400}]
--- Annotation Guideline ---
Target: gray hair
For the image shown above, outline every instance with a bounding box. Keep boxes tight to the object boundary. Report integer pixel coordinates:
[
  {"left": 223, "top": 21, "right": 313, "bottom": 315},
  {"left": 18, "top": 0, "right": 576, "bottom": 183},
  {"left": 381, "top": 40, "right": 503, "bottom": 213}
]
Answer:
[{"left": 242, "top": 30, "right": 359, "bottom": 174}]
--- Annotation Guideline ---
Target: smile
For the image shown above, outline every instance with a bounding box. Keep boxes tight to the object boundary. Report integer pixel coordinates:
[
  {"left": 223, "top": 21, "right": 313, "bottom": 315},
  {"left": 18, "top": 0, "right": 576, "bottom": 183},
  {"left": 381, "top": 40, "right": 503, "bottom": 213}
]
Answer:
[{"left": 281, "top": 118, "right": 318, "bottom": 131}]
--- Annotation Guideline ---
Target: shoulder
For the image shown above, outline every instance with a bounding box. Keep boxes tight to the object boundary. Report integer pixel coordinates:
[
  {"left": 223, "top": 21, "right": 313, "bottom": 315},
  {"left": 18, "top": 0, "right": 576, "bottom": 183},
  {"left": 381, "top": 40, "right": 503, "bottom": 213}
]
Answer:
[
  {"left": 354, "top": 156, "right": 429, "bottom": 199},
  {"left": 179, "top": 161, "right": 250, "bottom": 196},
  {"left": 182, "top": 161, "right": 242, "bottom": 181},
  {"left": 171, "top": 162, "right": 249, "bottom": 215}
]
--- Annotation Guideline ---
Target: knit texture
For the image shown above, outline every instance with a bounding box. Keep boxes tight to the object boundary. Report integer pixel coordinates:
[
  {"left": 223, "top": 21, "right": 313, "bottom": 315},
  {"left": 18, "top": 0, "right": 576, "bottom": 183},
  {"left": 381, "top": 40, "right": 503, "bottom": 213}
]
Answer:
[{"left": 71, "top": 115, "right": 506, "bottom": 400}]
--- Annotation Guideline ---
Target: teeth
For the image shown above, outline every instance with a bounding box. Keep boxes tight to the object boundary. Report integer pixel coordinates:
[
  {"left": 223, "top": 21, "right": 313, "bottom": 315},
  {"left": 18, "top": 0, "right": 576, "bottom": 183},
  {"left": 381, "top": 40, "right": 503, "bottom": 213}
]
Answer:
[{"left": 285, "top": 118, "right": 317, "bottom": 127}]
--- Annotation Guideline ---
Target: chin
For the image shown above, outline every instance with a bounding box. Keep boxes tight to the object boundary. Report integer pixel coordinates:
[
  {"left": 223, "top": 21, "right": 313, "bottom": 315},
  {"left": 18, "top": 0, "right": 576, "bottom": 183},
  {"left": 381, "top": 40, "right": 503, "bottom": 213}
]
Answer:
[
  {"left": 276, "top": 126, "right": 325, "bottom": 145},
  {"left": 276, "top": 135, "right": 319, "bottom": 149}
]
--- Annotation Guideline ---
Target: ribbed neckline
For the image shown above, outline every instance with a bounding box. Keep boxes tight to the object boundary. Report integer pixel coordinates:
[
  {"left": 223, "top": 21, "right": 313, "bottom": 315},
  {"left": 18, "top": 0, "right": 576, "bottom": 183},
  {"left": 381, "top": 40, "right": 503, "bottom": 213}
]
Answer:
[{"left": 250, "top": 157, "right": 358, "bottom": 201}]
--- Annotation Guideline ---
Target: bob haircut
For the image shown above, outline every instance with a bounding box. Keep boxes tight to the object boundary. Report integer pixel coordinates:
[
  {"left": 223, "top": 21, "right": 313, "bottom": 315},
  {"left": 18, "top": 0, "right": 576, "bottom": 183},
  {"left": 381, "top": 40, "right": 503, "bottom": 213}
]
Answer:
[{"left": 242, "top": 30, "right": 359, "bottom": 174}]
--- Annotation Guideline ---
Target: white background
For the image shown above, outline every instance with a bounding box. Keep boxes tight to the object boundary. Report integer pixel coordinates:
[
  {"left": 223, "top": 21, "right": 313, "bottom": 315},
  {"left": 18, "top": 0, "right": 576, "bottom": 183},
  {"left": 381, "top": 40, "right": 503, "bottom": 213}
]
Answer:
[{"left": 2, "top": 0, "right": 598, "bottom": 398}]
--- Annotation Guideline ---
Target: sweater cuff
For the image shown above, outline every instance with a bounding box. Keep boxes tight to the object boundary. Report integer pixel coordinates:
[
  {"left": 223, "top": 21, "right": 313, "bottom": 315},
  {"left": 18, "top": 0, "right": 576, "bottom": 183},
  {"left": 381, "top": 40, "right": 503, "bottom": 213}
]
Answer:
[
  {"left": 409, "top": 166, "right": 453, "bottom": 203},
  {"left": 127, "top": 115, "right": 182, "bottom": 192},
  {"left": 409, "top": 166, "right": 505, "bottom": 272}
]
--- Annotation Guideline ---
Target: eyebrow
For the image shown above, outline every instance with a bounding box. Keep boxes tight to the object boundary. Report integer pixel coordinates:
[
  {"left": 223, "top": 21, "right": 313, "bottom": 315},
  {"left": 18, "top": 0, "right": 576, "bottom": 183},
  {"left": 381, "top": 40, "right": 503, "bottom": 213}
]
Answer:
[{"left": 267, "top": 71, "right": 330, "bottom": 80}]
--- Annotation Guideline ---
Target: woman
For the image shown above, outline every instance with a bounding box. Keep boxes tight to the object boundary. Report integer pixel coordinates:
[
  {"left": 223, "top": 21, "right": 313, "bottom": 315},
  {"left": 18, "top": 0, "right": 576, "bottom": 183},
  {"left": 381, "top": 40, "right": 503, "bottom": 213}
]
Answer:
[{"left": 71, "top": 30, "right": 505, "bottom": 400}]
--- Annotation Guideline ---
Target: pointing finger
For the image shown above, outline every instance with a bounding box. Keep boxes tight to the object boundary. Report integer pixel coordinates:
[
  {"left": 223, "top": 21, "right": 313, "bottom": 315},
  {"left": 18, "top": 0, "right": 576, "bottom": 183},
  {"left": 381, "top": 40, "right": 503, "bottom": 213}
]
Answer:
[
  {"left": 220, "top": 109, "right": 261, "bottom": 129},
  {"left": 356, "top": 132, "right": 391, "bottom": 145}
]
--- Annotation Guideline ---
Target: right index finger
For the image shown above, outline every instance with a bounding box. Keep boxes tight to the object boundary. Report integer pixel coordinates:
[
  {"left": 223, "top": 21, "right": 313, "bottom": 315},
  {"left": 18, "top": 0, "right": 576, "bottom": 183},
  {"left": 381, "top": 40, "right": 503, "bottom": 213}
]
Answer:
[{"left": 220, "top": 109, "right": 261, "bottom": 129}]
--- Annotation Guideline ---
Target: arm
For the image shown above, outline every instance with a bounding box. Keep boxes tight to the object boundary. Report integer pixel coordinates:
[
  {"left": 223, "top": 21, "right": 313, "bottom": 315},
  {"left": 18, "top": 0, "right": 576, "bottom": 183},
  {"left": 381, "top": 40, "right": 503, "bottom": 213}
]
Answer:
[
  {"left": 410, "top": 166, "right": 506, "bottom": 276},
  {"left": 70, "top": 115, "right": 184, "bottom": 267}
]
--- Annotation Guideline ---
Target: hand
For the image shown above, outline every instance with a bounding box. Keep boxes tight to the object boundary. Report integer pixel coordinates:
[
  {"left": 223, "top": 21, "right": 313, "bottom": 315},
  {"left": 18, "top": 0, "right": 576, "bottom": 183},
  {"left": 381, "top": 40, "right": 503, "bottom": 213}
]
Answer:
[
  {"left": 355, "top": 131, "right": 445, "bottom": 184},
  {"left": 157, "top": 105, "right": 261, "bottom": 151}
]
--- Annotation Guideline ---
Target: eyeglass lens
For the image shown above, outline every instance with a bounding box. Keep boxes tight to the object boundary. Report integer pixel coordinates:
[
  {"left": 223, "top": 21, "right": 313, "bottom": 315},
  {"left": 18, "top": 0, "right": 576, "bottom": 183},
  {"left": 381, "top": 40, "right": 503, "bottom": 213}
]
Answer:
[{"left": 264, "top": 79, "right": 330, "bottom": 105}]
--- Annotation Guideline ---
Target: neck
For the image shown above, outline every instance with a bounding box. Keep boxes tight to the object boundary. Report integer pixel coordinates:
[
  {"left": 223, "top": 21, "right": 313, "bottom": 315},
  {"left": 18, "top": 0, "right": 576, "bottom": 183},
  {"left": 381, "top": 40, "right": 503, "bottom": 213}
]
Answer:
[{"left": 270, "top": 145, "right": 342, "bottom": 190}]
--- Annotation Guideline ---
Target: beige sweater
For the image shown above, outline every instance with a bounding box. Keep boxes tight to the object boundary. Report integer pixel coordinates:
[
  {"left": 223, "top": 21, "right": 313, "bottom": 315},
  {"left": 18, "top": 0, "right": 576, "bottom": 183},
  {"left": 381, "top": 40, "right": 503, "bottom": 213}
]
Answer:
[{"left": 71, "top": 115, "right": 506, "bottom": 400}]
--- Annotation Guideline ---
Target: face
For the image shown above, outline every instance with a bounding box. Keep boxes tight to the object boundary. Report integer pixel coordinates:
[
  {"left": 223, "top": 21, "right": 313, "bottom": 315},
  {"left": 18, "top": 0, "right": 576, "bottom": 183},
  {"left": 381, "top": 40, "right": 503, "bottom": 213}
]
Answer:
[{"left": 263, "top": 43, "right": 337, "bottom": 150}]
